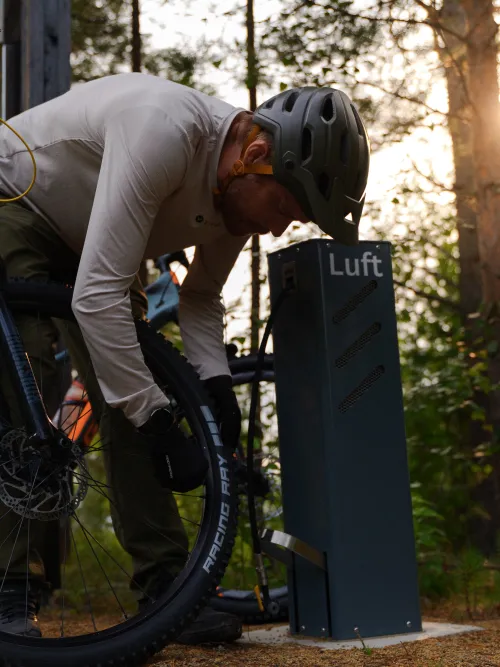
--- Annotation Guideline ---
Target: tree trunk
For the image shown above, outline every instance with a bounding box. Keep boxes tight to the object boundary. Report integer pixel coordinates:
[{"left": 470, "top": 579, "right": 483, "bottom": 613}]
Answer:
[
  {"left": 246, "top": 0, "right": 263, "bottom": 449},
  {"left": 247, "top": 0, "right": 260, "bottom": 356},
  {"left": 438, "top": 0, "right": 489, "bottom": 550},
  {"left": 131, "top": 0, "right": 148, "bottom": 285},
  {"left": 131, "top": 0, "right": 141, "bottom": 73},
  {"left": 459, "top": 0, "right": 500, "bottom": 553},
  {"left": 439, "top": 0, "right": 481, "bottom": 318},
  {"left": 461, "top": 0, "right": 500, "bottom": 306}
]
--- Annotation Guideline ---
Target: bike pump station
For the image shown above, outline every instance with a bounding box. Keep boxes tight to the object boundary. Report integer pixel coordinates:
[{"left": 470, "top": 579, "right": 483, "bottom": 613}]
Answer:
[
  {"left": 266, "top": 239, "right": 422, "bottom": 640},
  {"left": 0, "top": 0, "right": 71, "bottom": 119}
]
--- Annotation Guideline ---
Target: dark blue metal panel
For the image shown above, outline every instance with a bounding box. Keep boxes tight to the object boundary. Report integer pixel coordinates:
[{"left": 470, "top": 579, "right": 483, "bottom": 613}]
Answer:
[{"left": 268, "top": 238, "right": 421, "bottom": 640}]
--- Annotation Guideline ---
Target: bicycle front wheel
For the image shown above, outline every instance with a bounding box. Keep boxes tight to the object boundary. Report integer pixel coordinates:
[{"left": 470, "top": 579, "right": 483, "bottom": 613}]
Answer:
[{"left": 0, "top": 280, "right": 237, "bottom": 667}]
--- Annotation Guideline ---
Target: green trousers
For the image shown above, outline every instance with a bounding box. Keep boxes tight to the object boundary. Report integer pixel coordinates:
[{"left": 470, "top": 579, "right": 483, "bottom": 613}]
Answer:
[{"left": 0, "top": 201, "right": 188, "bottom": 590}]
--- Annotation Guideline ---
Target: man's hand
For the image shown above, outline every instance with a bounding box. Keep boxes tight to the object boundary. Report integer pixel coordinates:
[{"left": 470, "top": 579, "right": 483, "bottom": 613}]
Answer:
[
  {"left": 138, "top": 407, "right": 208, "bottom": 492},
  {"left": 204, "top": 375, "right": 241, "bottom": 450}
]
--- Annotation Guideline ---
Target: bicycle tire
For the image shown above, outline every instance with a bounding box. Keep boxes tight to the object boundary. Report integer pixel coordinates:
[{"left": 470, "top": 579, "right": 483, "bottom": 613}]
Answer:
[
  {"left": 0, "top": 279, "right": 238, "bottom": 667},
  {"left": 208, "top": 356, "right": 289, "bottom": 625}
]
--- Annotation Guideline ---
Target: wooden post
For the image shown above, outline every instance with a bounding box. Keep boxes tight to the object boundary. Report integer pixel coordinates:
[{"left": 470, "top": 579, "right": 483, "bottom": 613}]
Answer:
[{"left": 1, "top": 0, "right": 71, "bottom": 118}]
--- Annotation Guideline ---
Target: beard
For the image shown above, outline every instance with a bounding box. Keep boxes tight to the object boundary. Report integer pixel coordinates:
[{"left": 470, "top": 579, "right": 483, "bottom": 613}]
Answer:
[
  {"left": 219, "top": 182, "right": 256, "bottom": 235},
  {"left": 218, "top": 178, "right": 268, "bottom": 236}
]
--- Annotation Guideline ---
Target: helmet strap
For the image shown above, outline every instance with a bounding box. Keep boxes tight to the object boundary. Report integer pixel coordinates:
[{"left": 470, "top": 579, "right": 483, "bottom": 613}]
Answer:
[{"left": 213, "top": 124, "right": 274, "bottom": 196}]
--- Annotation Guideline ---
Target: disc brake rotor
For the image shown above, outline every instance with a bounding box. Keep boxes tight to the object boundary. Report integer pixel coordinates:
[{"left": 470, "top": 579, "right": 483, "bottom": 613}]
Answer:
[{"left": 0, "top": 429, "right": 88, "bottom": 521}]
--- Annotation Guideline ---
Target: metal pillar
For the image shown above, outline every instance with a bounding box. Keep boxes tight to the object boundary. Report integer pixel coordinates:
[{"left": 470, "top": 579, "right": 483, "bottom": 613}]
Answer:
[
  {"left": 267, "top": 238, "right": 422, "bottom": 641},
  {"left": 0, "top": 0, "right": 71, "bottom": 118}
]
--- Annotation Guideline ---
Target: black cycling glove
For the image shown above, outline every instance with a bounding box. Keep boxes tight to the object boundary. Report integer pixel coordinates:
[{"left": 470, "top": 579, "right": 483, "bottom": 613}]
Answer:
[
  {"left": 204, "top": 375, "right": 241, "bottom": 450},
  {"left": 138, "top": 407, "right": 208, "bottom": 493}
]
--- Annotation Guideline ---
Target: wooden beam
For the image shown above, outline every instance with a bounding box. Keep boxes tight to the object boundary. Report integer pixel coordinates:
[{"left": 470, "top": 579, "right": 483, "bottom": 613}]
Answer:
[
  {"left": 21, "top": 0, "right": 44, "bottom": 110},
  {"left": 44, "top": 0, "right": 71, "bottom": 101}
]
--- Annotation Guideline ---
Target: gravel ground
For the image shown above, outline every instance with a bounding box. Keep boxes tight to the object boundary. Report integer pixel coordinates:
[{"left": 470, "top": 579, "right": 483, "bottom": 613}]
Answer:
[
  {"left": 40, "top": 607, "right": 500, "bottom": 666},
  {"left": 148, "top": 616, "right": 500, "bottom": 666}
]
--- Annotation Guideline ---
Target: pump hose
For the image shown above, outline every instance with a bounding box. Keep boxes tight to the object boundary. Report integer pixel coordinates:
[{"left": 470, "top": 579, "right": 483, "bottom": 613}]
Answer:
[{"left": 0, "top": 117, "right": 37, "bottom": 203}]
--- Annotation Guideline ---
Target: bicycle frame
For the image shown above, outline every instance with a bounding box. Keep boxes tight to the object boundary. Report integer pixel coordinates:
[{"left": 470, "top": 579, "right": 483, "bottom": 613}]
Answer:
[{"left": 0, "top": 258, "right": 54, "bottom": 441}]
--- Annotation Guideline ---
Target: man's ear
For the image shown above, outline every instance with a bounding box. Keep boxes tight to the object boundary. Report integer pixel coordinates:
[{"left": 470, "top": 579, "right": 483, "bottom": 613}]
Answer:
[{"left": 243, "top": 138, "right": 270, "bottom": 165}]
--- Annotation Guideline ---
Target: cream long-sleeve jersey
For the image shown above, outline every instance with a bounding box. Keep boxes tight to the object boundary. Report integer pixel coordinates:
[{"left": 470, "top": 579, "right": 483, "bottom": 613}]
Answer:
[{"left": 0, "top": 73, "right": 249, "bottom": 427}]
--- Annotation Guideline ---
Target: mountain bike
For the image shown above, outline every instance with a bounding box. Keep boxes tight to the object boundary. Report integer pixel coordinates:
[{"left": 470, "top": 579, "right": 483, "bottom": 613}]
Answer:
[{"left": 0, "top": 252, "right": 286, "bottom": 667}]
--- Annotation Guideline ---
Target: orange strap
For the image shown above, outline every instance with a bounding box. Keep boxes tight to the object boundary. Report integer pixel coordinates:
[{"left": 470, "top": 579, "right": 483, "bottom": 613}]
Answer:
[{"left": 213, "top": 124, "right": 274, "bottom": 196}]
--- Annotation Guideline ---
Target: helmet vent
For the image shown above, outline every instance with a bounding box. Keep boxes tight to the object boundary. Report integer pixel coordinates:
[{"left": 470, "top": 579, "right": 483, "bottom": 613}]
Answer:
[
  {"left": 321, "top": 96, "right": 335, "bottom": 122},
  {"left": 264, "top": 97, "right": 276, "bottom": 109},
  {"left": 283, "top": 91, "right": 299, "bottom": 112},
  {"left": 351, "top": 104, "right": 364, "bottom": 136},
  {"left": 317, "top": 172, "right": 330, "bottom": 198},
  {"left": 340, "top": 132, "right": 349, "bottom": 165},
  {"left": 302, "top": 128, "right": 312, "bottom": 162}
]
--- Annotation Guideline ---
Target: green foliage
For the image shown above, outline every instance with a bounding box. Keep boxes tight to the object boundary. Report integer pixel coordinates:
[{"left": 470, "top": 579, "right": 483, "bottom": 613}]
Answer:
[
  {"left": 381, "top": 174, "right": 499, "bottom": 590},
  {"left": 142, "top": 45, "right": 217, "bottom": 95},
  {"left": 71, "top": 0, "right": 214, "bottom": 92},
  {"left": 71, "top": 0, "right": 130, "bottom": 82},
  {"left": 412, "top": 487, "right": 451, "bottom": 598},
  {"left": 261, "top": 0, "right": 379, "bottom": 84}
]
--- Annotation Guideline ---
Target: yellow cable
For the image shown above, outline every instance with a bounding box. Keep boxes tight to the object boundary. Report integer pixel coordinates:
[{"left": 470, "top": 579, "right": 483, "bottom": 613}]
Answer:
[{"left": 0, "top": 117, "right": 37, "bottom": 203}]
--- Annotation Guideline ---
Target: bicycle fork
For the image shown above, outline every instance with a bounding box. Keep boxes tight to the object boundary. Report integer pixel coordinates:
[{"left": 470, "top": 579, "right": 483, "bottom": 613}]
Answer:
[{"left": 0, "top": 261, "right": 54, "bottom": 443}]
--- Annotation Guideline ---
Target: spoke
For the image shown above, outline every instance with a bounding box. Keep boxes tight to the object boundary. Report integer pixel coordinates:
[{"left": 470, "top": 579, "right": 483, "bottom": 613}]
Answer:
[
  {"left": 172, "top": 492, "right": 206, "bottom": 500},
  {"left": 73, "top": 470, "right": 113, "bottom": 493},
  {"left": 60, "top": 402, "right": 92, "bottom": 436},
  {"left": 178, "top": 514, "right": 201, "bottom": 528},
  {"left": 0, "top": 515, "right": 22, "bottom": 548},
  {"left": 24, "top": 517, "right": 31, "bottom": 634},
  {"left": 73, "top": 514, "right": 152, "bottom": 619},
  {"left": 142, "top": 518, "right": 191, "bottom": 556},
  {"left": 71, "top": 513, "right": 129, "bottom": 620},
  {"left": 77, "top": 474, "right": 191, "bottom": 564},
  {"left": 70, "top": 523, "right": 97, "bottom": 632},
  {"left": 57, "top": 375, "right": 92, "bottom": 435},
  {"left": 58, "top": 402, "right": 85, "bottom": 433},
  {"left": 60, "top": 519, "right": 69, "bottom": 637},
  {"left": 73, "top": 474, "right": 114, "bottom": 506},
  {"left": 73, "top": 414, "right": 97, "bottom": 450},
  {"left": 1, "top": 466, "right": 38, "bottom": 593}
]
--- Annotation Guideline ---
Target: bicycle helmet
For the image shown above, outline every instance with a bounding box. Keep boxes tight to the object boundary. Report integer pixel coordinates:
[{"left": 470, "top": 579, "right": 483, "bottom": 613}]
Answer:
[{"left": 216, "top": 87, "right": 370, "bottom": 245}]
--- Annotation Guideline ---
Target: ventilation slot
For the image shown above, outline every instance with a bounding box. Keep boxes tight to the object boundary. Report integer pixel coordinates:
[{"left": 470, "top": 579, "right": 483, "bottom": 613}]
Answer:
[
  {"left": 283, "top": 91, "right": 300, "bottom": 112},
  {"left": 332, "top": 280, "right": 378, "bottom": 324},
  {"left": 317, "top": 172, "right": 330, "bottom": 198},
  {"left": 302, "top": 127, "right": 312, "bottom": 162},
  {"left": 340, "top": 132, "right": 349, "bottom": 166},
  {"left": 338, "top": 365, "right": 385, "bottom": 413},
  {"left": 321, "top": 96, "right": 335, "bottom": 121},
  {"left": 264, "top": 97, "right": 276, "bottom": 109},
  {"left": 351, "top": 104, "right": 364, "bottom": 136},
  {"left": 335, "top": 322, "right": 381, "bottom": 368}
]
